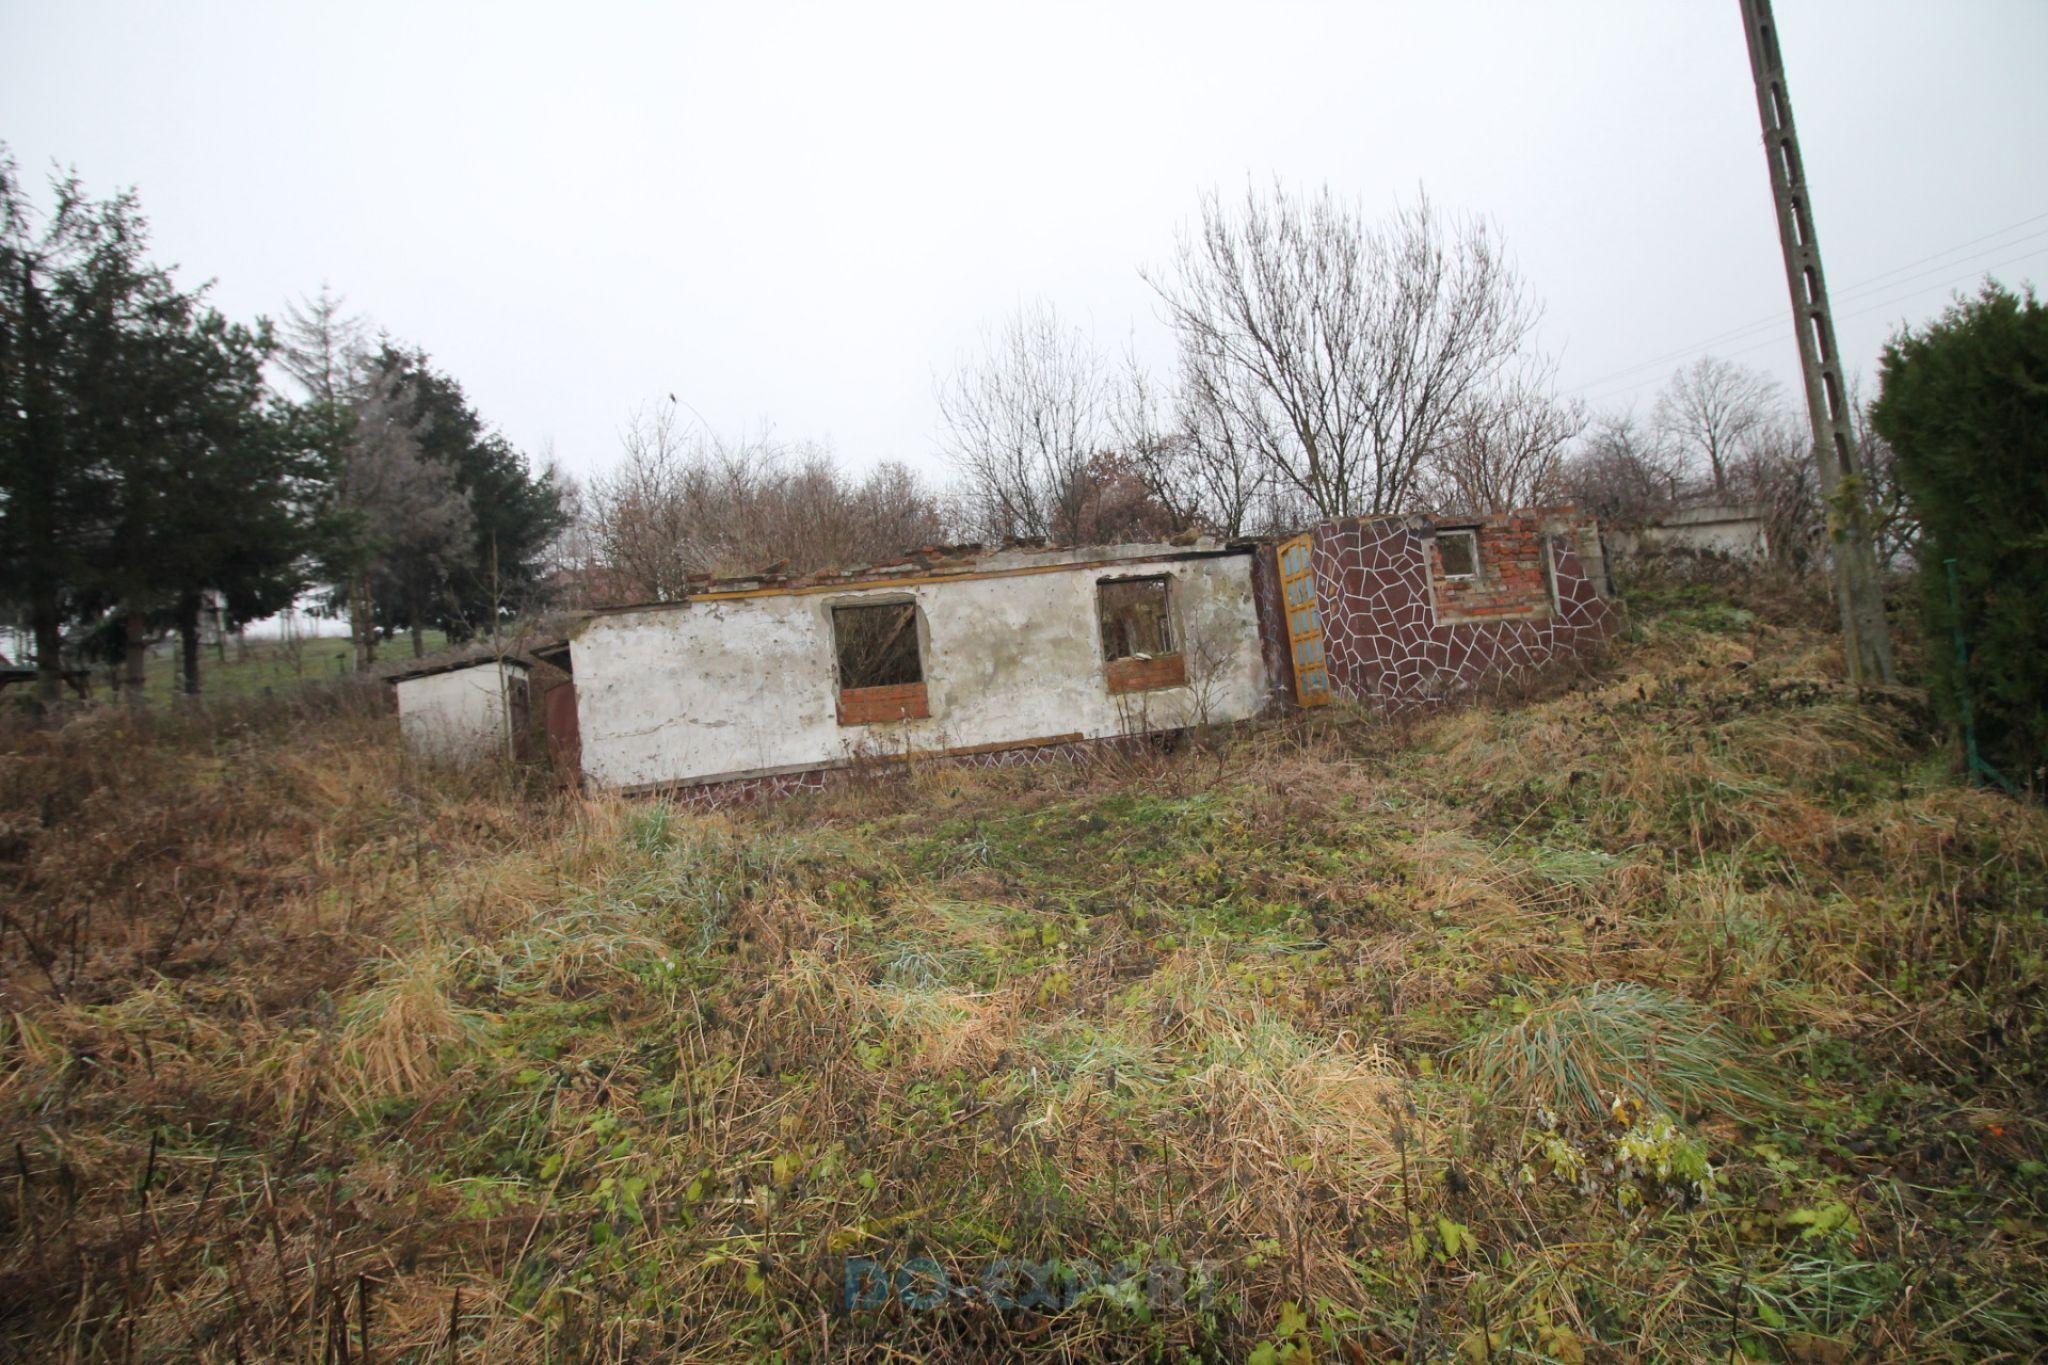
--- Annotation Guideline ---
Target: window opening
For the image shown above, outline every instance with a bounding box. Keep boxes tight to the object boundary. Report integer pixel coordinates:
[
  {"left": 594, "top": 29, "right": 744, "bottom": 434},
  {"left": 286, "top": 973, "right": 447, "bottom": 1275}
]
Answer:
[
  {"left": 1098, "top": 577, "right": 1174, "bottom": 661},
  {"left": 1437, "top": 530, "right": 1480, "bottom": 580},
  {"left": 834, "top": 602, "right": 922, "bottom": 688},
  {"left": 833, "top": 601, "right": 928, "bottom": 725},
  {"left": 1098, "top": 576, "right": 1185, "bottom": 695}
]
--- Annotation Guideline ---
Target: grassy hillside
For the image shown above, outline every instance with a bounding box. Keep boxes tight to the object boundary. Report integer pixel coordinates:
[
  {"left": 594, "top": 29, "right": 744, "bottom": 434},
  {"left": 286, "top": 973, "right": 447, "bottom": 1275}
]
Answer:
[{"left": 2, "top": 590, "right": 2043, "bottom": 1361}]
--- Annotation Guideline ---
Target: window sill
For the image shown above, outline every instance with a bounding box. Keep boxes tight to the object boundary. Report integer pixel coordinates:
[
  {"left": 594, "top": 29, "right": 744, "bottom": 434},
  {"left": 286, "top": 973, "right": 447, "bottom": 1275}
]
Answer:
[
  {"left": 1106, "top": 654, "right": 1187, "bottom": 695},
  {"left": 838, "top": 682, "right": 929, "bottom": 725}
]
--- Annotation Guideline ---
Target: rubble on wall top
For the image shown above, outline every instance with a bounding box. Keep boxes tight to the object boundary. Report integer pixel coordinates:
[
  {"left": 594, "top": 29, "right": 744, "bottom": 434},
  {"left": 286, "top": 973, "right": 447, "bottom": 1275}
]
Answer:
[{"left": 591, "top": 535, "right": 1235, "bottom": 615}]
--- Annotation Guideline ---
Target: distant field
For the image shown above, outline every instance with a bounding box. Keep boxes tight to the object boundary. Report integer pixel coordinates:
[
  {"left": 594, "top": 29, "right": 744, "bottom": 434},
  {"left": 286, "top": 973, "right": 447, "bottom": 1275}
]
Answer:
[{"left": 124, "top": 629, "right": 450, "bottom": 703}]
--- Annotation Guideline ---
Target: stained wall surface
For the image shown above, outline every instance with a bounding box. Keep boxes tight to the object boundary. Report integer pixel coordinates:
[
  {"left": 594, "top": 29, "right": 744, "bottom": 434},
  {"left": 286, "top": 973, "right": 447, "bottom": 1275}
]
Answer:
[
  {"left": 571, "top": 549, "right": 1268, "bottom": 791},
  {"left": 396, "top": 661, "right": 527, "bottom": 764}
]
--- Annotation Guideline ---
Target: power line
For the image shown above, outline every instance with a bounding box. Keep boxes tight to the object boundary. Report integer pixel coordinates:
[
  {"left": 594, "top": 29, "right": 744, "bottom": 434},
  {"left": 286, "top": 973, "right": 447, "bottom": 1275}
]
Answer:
[
  {"left": 1569, "top": 237, "right": 2048, "bottom": 408},
  {"left": 1566, "top": 224, "right": 2048, "bottom": 400},
  {"left": 1561, "top": 211, "right": 2048, "bottom": 401},
  {"left": 1831, "top": 210, "right": 2048, "bottom": 296},
  {"left": 1835, "top": 242, "right": 2048, "bottom": 324}
]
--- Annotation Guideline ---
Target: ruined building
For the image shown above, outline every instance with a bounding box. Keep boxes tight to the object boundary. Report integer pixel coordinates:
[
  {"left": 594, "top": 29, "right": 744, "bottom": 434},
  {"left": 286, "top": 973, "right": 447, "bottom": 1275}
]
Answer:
[{"left": 387, "top": 507, "right": 1614, "bottom": 801}]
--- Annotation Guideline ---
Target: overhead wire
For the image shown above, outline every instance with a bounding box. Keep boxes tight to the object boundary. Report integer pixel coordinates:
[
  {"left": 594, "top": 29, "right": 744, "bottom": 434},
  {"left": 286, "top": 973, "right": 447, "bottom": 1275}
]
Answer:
[
  {"left": 1564, "top": 219, "right": 2048, "bottom": 408},
  {"left": 1561, "top": 211, "right": 2048, "bottom": 405}
]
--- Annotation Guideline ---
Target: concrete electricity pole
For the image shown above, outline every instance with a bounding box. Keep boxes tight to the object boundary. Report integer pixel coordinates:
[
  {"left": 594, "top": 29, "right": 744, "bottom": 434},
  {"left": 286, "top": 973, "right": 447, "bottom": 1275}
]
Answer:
[{"left": 1737, "top": 0, "right": 1896, "bottom": 686}]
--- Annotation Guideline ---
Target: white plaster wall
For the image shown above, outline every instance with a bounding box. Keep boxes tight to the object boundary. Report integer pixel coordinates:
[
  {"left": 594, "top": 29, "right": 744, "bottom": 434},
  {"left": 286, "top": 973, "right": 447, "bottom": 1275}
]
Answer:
[
  {"left": 571, "top": 553, "right": 1269, "bottom": 790},
  {"left": 1610, "top": 509, "right": 1770, "bottom": 562},
  {"left": 397, "top": 661, "right": 524, "bottom": 764},
  {"left": 1650, "top": 518, "right": 1769, "bottom": 559}
]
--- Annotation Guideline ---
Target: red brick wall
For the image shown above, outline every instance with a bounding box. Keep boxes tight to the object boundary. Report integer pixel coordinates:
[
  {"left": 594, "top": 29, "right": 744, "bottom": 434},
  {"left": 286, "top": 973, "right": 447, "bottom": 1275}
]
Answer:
[
  {"left": 836, "top": 682, "right": 931, "bottom": 725},
  {"left": 1105, "top": 654, "right": 1187, "bottom": 694},
  {"left": 1430, "top": 518, "right": 1555, "bottom": 623}
]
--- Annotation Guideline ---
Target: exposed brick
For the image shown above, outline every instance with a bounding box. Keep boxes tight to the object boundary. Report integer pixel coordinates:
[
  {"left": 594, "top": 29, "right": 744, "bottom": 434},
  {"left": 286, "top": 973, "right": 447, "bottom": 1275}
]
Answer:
[
  {"left": 837, "top": 682, "right": 930, "bottom": 725},
  {"left": 1106, "top": 653, "right": 1187, "bottom": 694}
]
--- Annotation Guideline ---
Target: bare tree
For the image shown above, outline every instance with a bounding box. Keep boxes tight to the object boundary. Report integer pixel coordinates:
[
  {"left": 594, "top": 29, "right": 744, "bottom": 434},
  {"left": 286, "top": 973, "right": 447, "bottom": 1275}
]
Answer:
[
  {"left": 585, "top": 406, "right": 950, "bottom": 604},
  {"left": 584, "top": 406, "right": 709, "bottom": 602},
  {"left": 1725, "top": 411, "right": 1823, "bottom": 571},
  {"left": 336, "top": 367, "right": 473, "bottom": 665},
  {"left": 1719, "top": 381, "right": 1916, "bottom": 578},
  {"left": 937, "top": 302, "right": 1111, "bottom": 543},
  {"left": 1415, "top": 358, "right": 1586, "bottom": 514},
  {"left": 1555, "top": 411, "right": 1689, "bottom": 530},
  {"left": 277, "top": 286, "right": 368, "bottom": 408},
  {"left": 1146, "top": 183, "right": 1539, "bottom": 519},
  {"left": 1112, "top": 343, "right": 1283, "bottom": 538},
  {"left": 1651, "top": 357, "right": 1784, "bottom": 498}
]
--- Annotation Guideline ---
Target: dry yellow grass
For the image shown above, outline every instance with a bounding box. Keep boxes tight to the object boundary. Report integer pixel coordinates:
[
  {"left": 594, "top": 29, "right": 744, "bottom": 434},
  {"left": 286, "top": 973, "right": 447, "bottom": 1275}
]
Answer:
[{"left": 2, "top": 601, "right": 2045, "bottom": 1361}]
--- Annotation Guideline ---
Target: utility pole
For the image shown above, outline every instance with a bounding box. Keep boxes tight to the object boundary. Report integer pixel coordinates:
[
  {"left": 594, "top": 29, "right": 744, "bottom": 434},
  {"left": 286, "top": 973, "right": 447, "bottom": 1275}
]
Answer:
[{"left": 1737, "top": 0, "right": 1895, "bottom": 685}]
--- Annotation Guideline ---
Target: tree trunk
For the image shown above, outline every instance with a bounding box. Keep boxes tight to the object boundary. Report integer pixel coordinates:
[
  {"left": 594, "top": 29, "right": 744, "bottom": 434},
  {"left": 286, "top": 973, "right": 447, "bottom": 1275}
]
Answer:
[
  {"left": 351, "top": 576, "right": 377, "bottom": 670},
  {"left": 176, "top": 591, "right": 202, "bottom": 699},
  {"left": 31, "top": 592, "right": 64, "bottom": 706},
  {"left": 123, "top": 608, "right": 148, "bottom": 706}
]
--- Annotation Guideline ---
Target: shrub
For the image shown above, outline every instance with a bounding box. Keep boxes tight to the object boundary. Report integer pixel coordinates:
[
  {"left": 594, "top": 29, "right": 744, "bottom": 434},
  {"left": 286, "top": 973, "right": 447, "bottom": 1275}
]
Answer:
[{"left": 1872, "top": 283, "right": 2048, "bottom": 790}]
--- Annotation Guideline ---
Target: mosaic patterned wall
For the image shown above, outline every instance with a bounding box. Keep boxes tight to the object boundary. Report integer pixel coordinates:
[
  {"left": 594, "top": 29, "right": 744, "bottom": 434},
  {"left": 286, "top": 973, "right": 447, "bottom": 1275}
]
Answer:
[{"left": 1306, "top": 511, "right": 1615, "bottom": 710}]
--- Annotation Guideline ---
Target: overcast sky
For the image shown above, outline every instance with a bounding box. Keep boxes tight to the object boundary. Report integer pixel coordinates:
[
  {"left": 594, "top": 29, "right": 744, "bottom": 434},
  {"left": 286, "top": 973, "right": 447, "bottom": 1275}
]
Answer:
[{"left": 3, "top": 1, "right": 2043, "bottom": 488}]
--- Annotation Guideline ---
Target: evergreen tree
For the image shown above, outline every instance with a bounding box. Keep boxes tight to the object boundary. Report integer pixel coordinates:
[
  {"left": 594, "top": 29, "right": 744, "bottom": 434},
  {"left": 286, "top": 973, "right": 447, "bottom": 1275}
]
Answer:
[
  {"left": 0, "top": 155, "right": 130, "bottom": 699},
  {"left": 361, "top": 344, "right": 564, "bottom": 646},
  {"left": 1872, "top": 284, "right": 2048, "bottom": 789},
  {"left": 1, "top": 150, "right": 312, "bottom": 700}
]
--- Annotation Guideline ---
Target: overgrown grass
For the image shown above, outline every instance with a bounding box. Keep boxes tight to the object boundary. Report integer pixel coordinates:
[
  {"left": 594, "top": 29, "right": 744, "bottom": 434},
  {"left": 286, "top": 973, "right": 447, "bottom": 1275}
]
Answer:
[{"left": 2, "top": 589, "right": 2044, "bottom": 1361}]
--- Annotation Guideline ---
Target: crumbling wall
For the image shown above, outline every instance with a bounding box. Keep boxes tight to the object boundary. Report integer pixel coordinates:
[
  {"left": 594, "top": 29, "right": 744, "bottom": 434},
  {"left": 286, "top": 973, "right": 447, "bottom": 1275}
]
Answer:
[
  {"left": 1606, "top": 505, "right": 1770, "bottom": 562},
  {"left": 571, "top": 551, "right": 1269, "bottom": 793},
  {"left": 1307, "top": 511, "right": 1615, "bottom": 708}
]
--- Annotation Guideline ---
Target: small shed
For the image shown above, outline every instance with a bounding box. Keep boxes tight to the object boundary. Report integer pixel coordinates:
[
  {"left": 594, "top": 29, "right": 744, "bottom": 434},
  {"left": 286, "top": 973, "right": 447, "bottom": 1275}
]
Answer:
[
  {"left": 391, "top": 655, "right": 532, "bottom": 764},
  {"left": 383, "top": 637, "right": 579, "bottom": 772}
]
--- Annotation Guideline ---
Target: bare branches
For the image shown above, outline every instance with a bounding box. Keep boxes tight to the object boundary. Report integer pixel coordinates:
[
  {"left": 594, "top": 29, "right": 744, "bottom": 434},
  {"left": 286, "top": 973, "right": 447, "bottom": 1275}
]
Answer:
[
  {"left": 1113, "top": 339, "right": 1289, "bottom": 538},
  {"left": 1415, "top": 358, "right": 1586, "bottom": 515},
  {"left": 1651, "top": 357, "right": 1783, "bottom": 498},
  {"left": 1554, "top": 411, "right": 1690, "bottom": 530},
  {"left": 334, "top": 366, "right": 473, "bottom": 664},
  {"left": 583, "top": 408, "right": 949, "bottom": 604},
  {"left": 276, "top": 288, "right": 367, "bottom": 408},
  {"left": 936, "top": 302, "right": 1112, "bottom": 543},
  {"left": 1147, "top": 184, "right": 1539, "bottom": 519}
]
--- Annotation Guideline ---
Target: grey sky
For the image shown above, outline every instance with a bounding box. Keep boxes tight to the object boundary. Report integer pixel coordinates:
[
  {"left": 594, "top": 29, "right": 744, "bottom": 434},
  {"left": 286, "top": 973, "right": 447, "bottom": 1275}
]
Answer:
[{"left": 3, "top": 1, "right": 2043, "bottom": 487}]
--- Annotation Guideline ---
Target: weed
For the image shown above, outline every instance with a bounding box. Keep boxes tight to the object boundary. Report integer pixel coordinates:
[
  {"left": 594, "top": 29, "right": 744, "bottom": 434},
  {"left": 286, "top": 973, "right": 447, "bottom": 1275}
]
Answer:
[{"left": 2, "top": 590, "right": 2044, "bottom": 1359}]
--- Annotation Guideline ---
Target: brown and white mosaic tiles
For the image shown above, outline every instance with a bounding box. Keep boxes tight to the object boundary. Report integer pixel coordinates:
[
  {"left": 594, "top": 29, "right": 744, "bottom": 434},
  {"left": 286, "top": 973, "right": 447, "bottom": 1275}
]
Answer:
[{"left": 1303, "top": 510, "right": 1615, "bottom": 710}]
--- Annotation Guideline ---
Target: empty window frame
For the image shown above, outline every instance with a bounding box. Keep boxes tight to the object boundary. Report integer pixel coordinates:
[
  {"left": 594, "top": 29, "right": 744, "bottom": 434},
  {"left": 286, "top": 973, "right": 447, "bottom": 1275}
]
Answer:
[
  {"left": 1436, "top": 529, "right": 1480, "bottom": 580},
  {"left": 832, "top": 601, "right": 929, "bottom": 724},
  {"left": 1098, "top": 575, "right": 1186, "bottom": 694}
]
